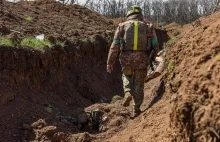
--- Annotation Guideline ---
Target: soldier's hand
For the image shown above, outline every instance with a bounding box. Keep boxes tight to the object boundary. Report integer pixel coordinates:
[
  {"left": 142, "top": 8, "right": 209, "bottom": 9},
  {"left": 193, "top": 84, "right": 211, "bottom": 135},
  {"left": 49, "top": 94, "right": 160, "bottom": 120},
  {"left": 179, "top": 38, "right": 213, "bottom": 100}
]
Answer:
[{"left": 107, "top": 64, "right": 113, "bottom": 73}]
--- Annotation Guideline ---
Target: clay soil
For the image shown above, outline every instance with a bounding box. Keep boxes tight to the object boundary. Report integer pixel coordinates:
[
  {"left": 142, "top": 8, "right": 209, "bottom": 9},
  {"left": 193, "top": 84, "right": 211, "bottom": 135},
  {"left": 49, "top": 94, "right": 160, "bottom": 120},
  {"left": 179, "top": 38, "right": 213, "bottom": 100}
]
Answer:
[
  {"left": 166, "top": 12, "right": 220, "bottom": 142},
  {"left": 0, "top": 0, "right": 219, "bottom": 142}
]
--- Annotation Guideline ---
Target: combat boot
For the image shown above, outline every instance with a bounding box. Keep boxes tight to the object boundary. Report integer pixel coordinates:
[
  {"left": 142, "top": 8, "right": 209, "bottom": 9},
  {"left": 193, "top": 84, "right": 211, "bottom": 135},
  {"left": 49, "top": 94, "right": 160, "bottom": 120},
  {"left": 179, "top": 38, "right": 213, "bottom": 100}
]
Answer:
[
  {"left": 122, "top": 92, "right": 132, "bottom": 107},
  {"left": 153, "top": 72, "right": 161, "bottom": 78},
  {"left": 132, "top": 107, "right": 141, "bottom": 118}
]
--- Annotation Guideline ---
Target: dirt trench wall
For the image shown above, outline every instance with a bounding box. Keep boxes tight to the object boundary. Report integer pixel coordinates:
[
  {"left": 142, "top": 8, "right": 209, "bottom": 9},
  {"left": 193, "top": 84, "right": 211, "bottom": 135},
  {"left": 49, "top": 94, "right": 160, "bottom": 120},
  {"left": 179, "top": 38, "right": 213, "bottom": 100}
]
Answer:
[
  {"left": 1, "top": 38, "right": 96, "bottom": 88},
  {"left": 0, "top": 36, "right": 123, "bottom": 141},
  {"left": 166, "top": 12, "right": 220, "bottom": 142},
  {"left": 1, "top": 35, "right": 121, "bottom": 98}
]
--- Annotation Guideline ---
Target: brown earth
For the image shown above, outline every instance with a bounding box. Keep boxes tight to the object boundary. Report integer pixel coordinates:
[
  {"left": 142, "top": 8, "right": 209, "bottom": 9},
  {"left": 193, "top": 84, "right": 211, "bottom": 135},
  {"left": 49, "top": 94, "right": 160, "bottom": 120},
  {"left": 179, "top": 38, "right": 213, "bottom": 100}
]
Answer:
[
  {"left": 92, "top": 77, "right": 172, "bottom": 142},
  {"left": 165, "top": 12, "right": 220, "bottom": 142},
  {"left": 163, "top": 22, "right": 182, "bottom": 37},
  {"left": 0, "top": 0, "right": 114, "bottom": 40}
]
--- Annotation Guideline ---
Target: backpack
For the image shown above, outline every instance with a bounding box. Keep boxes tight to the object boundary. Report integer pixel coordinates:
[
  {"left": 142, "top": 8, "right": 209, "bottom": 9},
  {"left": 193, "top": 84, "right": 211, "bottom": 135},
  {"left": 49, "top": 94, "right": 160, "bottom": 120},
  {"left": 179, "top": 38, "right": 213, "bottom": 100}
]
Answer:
[{"left": 119, "top": 20, "right": 151, "bottom": 52}]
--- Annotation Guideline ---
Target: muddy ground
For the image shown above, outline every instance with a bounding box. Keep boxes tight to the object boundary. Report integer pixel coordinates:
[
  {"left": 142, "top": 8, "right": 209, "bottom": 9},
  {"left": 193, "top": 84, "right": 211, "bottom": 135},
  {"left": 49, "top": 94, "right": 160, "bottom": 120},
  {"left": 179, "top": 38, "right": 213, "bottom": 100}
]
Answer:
[{"left": 0, "top": 0, "right": 219, "bottom": 142}]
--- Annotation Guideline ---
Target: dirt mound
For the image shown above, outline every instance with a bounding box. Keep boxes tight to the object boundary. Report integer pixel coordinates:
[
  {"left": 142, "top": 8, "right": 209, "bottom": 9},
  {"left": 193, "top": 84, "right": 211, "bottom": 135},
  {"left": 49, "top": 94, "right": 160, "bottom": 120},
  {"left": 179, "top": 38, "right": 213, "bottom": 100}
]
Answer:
[
  {"left": 0, "top": 0, "right": 114, "bottom": 40},
  {"left": 164, "top": 22, "right": 182, "bottom": 37},
  {"left": 164, "top": 22, "right": 180, "bottom": 30},
  {"left": 166, "top": 12, "right": 220, "bottom": 141}
]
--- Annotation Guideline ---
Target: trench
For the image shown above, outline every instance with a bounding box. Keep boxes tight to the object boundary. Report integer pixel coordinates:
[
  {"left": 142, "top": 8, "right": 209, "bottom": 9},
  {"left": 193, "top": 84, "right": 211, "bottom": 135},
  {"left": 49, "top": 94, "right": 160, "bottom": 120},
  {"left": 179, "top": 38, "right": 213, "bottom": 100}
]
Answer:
[
  {"left": 0, "top": 21, "right": 170, "bottom": 141},
  {"left": 0, "top": 35, "right": 124, "bottom": 141}
]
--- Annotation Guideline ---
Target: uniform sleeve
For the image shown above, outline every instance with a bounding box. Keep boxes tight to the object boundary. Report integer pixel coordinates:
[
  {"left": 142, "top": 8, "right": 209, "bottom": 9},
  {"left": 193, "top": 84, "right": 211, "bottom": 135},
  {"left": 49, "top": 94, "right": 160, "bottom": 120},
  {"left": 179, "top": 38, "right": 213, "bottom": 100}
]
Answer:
[
  {"left": 152, "top": 28, "right": 158, "bottom": 40},
  {"left": 107, "top": 26, "right": 121, "bottom": 65},
  {"left": 151, "top": 27, "right": 159, "bottom": 58}
]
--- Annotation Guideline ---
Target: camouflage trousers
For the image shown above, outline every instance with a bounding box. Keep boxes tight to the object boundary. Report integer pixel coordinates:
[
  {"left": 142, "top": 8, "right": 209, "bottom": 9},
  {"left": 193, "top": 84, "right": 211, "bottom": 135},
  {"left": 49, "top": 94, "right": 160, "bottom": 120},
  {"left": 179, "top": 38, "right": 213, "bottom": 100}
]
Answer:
[{"left": 122, "top": 67, "right": 147, "bottom": 110}]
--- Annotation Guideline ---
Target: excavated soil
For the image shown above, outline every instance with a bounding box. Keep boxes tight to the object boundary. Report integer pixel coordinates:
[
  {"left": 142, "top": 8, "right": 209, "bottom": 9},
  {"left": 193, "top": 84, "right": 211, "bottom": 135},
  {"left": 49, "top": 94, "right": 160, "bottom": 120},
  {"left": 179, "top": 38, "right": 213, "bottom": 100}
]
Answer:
[
  {"left": 164, "top": 22, "right": 182, "bottom": 37},
  {"left": 0, "top": 0, "right": 114, "bottom": 40},
  {"left": 0, "top": 1, "right": 123, "bottom": 141},
  {"left": 166, "top": 12, "right": 220, "bottom": 142}
]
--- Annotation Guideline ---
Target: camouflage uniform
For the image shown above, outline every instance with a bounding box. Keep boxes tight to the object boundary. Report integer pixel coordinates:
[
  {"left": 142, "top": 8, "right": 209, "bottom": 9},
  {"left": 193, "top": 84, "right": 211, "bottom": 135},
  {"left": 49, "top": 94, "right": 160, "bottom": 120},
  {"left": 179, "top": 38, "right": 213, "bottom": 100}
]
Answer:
[{"left": 107, "top": 14, "right": 157, "bottom": 114}]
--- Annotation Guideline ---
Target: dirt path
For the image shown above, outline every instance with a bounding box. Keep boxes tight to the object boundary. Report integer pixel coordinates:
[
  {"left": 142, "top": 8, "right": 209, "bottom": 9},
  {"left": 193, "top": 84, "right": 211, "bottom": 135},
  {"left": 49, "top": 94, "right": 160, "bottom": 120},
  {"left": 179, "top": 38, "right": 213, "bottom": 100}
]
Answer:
[{"left": 98, "top": 77, "right": 172, "bottom": 142}]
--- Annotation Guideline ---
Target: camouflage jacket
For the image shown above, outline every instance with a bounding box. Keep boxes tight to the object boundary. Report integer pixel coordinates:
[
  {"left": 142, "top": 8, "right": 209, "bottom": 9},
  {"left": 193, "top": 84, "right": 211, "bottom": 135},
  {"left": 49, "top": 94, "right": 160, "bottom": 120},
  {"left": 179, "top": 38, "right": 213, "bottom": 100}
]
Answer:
[{"left": 107, "top": 14, "right": 158, "bottom": 69}]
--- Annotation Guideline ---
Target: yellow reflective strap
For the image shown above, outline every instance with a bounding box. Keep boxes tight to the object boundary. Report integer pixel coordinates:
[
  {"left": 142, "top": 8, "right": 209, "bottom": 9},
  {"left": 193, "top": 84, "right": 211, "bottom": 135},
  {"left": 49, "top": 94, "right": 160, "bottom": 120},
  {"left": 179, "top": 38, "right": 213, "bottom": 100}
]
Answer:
[{"left": 133, "top": 21, "right": 138, "bottom": 51}]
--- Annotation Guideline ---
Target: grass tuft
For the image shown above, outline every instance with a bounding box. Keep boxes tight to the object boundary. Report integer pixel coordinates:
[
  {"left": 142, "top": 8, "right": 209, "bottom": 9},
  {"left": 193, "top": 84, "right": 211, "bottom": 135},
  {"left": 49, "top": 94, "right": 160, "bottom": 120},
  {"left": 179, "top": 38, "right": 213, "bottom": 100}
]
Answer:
[
  {"left": 21, "top": 37, "right": 51, "bottom": 49},
  {"left": 25, "top": 16, "right": 33, "bottom": 23},
  {"left": 0, "top": 37, "right": 14, "bottom": 47},
  {"left": 168, "top": 60, "right": 175, "bottom": 73}
]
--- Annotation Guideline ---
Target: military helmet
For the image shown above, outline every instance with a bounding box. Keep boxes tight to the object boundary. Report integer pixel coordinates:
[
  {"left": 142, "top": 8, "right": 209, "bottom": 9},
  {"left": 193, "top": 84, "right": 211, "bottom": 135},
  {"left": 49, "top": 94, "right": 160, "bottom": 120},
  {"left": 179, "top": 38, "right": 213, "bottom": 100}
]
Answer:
[{"left": 126, "top": 5, "right": 142, "bottom": 18}]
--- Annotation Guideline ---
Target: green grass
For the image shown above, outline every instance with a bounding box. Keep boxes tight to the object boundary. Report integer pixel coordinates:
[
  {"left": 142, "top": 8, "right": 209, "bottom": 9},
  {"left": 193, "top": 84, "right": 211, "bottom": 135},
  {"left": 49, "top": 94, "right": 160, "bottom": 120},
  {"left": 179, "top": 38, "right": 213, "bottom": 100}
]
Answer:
[
  {"left": 21, "top": 37, "right": 51, "bottom": 49},
  {"left": 0, "top": 37, "right": 14, "bottom": 47},
  {"left": 0, "top": 36, "right": 56, "bottom": 50},
  {"left": 25, "top": 16, "right": 33, "bottom": 23},
  {"left": 168, "top": 60, "right": 175, "bottom": 72}
]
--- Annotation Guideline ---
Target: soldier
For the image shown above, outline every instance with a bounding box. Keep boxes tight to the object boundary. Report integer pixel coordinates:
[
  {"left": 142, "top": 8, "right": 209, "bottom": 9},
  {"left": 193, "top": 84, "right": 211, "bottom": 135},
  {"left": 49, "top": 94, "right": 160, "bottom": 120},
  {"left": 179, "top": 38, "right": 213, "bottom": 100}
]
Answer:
[{"left": 107, "top": 5, "right": 158, "bottom": 118}]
